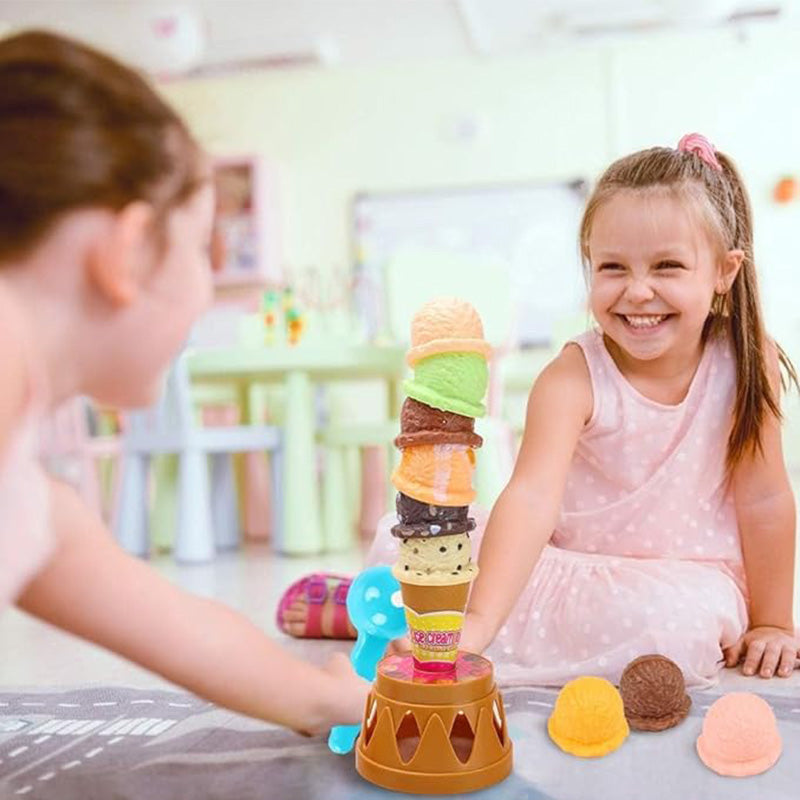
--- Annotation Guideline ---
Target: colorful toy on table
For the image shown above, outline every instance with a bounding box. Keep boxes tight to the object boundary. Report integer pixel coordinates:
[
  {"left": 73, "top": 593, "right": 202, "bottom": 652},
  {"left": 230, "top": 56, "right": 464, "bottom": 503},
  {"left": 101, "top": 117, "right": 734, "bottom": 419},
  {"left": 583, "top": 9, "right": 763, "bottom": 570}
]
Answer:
[
  {"left": 696, "top": 693, "right": 782, "bottom": 777},
  {"left": 260, "top": 289, "right": 281, "bottom": 346},
  {"left": 619, "top": 654, "right": 691, "bottom": 732},
  {"left": 259, "top": 287, "right": 306, "bottom": 346},
  {"left": 281, "top": 287, "right": 306, "bottom": 346},
  {"left": 548, "top": 676, "right": 630, "bottom": 758},
  {"left": 285, "top": 307, "right": 305, "bottom": 346},
  {"left": 280, "top": 286, "right": 295, "bottom": 313},
  {"left": 328, "top": 566, "right": 407, "bottom": 755}
]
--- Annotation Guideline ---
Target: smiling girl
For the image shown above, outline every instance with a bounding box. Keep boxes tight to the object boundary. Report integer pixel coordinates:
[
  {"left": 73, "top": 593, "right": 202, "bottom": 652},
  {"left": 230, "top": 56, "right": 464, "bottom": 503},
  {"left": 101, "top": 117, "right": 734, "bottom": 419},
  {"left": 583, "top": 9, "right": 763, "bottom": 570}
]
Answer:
[{"left": 455, "top": 134, "right": 800, "bottom": 687}]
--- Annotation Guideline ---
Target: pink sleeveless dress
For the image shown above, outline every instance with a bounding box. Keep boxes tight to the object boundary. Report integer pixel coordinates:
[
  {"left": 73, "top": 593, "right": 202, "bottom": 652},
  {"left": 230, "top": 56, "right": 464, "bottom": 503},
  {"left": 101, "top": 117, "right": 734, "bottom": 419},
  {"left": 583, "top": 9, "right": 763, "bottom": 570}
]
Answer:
[
  {"left": 0, "top": 300, "right": 54, "bottom": 609},
  {"left": 368, "top": 327, "right": 749, "bottom": 689}
]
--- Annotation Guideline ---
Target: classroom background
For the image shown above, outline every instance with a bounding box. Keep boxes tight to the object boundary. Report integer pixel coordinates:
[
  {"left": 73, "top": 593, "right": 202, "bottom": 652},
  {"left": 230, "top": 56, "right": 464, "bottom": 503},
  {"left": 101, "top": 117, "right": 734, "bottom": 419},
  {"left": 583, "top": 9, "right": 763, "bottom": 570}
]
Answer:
[{"left": 2, "top": 4, "right": 800, "bottom": 797}]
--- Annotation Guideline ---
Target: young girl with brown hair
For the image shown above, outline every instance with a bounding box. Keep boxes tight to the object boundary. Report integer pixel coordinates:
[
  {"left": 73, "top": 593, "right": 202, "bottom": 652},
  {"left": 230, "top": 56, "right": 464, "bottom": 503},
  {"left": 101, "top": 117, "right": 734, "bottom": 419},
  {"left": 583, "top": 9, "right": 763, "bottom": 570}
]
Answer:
[
  {"left": 455, "top": 133, "right": 800, "bottom": 687},
  {"left": 0, "top": 30, "right": 367, "bottom": 734}
]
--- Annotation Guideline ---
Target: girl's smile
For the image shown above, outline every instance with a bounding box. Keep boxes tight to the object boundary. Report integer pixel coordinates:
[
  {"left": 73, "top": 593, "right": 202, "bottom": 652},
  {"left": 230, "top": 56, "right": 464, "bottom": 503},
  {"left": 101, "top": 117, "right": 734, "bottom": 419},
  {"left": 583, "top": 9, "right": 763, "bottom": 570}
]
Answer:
[{"left": 588, "top": 189, "right": 731, "bottom": 372}]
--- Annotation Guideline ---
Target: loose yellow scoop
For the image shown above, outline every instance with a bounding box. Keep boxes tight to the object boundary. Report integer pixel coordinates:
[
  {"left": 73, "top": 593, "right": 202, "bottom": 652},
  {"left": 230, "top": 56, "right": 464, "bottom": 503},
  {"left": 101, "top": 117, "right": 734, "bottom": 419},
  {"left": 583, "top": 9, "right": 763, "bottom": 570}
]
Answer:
[{"left": 548, "top": 676, "right": 630, "bottom": 758}]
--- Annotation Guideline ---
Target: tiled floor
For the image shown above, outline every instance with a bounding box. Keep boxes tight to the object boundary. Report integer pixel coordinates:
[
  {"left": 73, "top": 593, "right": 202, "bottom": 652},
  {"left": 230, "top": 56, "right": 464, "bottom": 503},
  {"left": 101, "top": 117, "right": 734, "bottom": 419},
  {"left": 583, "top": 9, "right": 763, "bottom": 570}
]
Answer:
[{"left": 0, "top": 544, "right": 363, "bottom": 690}]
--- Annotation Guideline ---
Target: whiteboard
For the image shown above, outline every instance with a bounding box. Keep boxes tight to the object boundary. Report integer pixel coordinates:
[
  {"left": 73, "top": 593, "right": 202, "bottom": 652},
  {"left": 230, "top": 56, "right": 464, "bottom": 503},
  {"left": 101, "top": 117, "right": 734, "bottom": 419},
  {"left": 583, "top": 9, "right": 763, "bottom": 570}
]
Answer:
[{"left": 352, "top": 181, "right": 588, "bottom": 346}]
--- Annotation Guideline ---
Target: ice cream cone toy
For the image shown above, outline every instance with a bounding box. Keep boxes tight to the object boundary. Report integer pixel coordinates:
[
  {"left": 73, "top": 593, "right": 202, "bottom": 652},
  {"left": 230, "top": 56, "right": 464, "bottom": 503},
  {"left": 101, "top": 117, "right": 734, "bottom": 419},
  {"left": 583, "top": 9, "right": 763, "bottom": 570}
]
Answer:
[
  {"left": 619, "top": 654, "right": 691, "bottom": 732},
  {"left": 328, "top": 566, "right": 407, "bottom": 755},
  {"left": 260, "top": 289, "right": 280, "bottom": 346},
  {"left": 548, "top": 676, "right": 630, "bottom": 758},
  {"left": 351, "top": 296, "right": 511, "bottom": 793},
  {"left": 696, "top": 693, "right": 782, "bottom": 777}
]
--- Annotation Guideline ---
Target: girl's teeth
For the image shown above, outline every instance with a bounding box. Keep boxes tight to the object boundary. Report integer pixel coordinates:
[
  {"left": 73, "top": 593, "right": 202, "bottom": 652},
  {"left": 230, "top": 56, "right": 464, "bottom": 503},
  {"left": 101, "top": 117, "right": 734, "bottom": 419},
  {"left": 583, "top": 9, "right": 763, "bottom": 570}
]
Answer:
[{"left": 624, "top": 315, "right": 666, "bottom": 328}]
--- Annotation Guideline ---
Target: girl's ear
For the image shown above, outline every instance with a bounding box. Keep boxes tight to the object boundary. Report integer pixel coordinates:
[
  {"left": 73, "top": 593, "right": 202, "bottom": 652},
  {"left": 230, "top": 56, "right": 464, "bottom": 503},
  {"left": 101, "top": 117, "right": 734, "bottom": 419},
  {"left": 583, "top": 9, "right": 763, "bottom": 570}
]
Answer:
[
  {"left": 86, "top": 202, "right": 154, "bottom": 306},
  {"left": 717, "top": 249, "right": 744, "bottom": 294}
]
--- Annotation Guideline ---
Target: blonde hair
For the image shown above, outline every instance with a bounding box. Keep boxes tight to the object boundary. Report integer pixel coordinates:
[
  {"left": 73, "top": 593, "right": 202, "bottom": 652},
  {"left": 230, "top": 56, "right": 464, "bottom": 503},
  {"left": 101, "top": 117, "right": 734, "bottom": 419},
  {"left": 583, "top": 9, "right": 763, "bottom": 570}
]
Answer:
[{"left": 579, "top": 145, "right": 797, "bottom": 472}]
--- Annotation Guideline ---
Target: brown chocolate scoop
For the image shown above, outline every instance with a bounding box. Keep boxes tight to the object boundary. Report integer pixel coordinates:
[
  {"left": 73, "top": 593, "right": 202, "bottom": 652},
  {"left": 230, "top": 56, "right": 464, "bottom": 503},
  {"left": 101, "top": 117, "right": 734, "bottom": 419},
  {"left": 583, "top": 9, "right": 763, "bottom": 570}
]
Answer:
[
  {"left": 396, "top": 493, "right": 470, "bottom": 525},
  {"left": 619, "top": 654, "right": 691, "bottom": 731},
  {"left": 394, "top": 398, "right": 483, "bottom": 449},
  {"left": 391, "top": 493, "right": 474, "bottom": 538}
]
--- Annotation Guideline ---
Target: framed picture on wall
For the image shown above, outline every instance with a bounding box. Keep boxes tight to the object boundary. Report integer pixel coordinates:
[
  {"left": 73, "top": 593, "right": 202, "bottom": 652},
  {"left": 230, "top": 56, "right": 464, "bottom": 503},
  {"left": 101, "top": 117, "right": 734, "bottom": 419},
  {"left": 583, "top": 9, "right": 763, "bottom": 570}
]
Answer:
[{"left": 211, "top": 156, "right": 280, "bottom": 288}]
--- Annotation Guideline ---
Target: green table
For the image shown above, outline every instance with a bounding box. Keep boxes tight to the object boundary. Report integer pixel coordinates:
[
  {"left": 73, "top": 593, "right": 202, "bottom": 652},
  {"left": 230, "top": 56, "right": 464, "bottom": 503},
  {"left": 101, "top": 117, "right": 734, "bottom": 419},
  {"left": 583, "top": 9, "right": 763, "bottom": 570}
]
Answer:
[{"left": 186, "top": 344, "right": 407, "bottom": 555}]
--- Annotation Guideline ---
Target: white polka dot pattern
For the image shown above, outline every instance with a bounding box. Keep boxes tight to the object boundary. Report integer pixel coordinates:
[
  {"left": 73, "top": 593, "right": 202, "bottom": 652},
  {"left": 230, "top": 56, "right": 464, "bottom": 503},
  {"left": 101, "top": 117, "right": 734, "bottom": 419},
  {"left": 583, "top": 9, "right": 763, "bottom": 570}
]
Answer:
[
  {"left": 555, "top": 329, "right": 742, "bottom": 570},
  {"left": 486, "top": 329, "right": 747, "bottom": 688}
]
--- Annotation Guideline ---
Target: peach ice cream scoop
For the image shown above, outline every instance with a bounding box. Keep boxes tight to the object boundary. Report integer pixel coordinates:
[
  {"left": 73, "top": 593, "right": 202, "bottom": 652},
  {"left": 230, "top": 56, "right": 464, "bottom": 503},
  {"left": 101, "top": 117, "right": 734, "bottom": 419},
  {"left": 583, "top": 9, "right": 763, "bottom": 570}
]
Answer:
[
  {"left": 696, "top": 692, "right": 782, "bottom": 777},
  {"left": 406, "top": 297, "right": 492, "bottom": 366}
]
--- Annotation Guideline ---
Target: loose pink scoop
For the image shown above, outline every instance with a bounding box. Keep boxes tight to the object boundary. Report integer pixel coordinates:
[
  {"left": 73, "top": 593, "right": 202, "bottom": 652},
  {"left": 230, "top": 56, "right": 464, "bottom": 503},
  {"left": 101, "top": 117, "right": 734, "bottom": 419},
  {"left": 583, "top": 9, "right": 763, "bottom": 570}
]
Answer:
[{"left": 696, "top": 693, "right": 782, "bottom": 777}]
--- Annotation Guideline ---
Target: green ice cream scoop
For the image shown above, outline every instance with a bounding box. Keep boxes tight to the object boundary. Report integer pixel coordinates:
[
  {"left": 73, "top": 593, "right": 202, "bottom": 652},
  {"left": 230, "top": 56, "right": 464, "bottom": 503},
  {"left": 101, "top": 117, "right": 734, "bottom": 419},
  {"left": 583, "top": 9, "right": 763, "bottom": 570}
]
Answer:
[{"left": 404, "top": 352, "right": 488, "bottom": 418}]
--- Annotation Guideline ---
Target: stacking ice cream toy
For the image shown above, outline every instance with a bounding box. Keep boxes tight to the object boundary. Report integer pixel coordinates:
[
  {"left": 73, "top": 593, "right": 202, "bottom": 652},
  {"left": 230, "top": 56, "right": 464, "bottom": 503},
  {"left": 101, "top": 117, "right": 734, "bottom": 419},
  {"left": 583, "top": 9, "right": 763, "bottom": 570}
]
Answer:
[{"left": 353, "top": 298, "right": 512, "bottom": 794}]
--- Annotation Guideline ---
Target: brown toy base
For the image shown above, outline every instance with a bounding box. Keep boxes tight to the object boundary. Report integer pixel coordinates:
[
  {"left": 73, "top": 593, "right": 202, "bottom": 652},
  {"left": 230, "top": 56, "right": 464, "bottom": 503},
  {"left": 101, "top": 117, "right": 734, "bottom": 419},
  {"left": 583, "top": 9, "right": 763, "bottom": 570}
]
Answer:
[{"left": 355, "top": 652, "right": 513, "bottom": 795}]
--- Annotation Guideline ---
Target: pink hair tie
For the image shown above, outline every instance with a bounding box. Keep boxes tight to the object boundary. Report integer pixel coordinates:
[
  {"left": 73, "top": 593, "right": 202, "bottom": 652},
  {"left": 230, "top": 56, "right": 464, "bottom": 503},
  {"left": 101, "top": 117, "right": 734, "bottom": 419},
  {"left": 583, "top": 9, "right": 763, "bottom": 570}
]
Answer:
[{"left": 677, "top": 133, "right": 722, "bottom": 171}]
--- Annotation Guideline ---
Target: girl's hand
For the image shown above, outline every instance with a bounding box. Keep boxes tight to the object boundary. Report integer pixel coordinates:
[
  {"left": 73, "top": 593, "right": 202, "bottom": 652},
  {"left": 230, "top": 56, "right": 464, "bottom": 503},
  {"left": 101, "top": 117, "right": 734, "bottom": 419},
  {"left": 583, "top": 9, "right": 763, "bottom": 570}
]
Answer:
[
  {"left": 459, "top": 612, "right": 495, "bottom": 656},
  {"left": 387, "top": 636, "right": 411, "bottom": 656},
  {"left": 723, "top": 626, "right": 800, "bottom": 678}
]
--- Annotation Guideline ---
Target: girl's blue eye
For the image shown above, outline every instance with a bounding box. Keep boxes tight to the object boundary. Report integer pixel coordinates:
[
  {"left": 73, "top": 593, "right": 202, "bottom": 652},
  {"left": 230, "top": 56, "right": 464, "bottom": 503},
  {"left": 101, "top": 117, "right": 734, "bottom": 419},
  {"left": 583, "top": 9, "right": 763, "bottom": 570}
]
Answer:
[
  {"left": 598, "top": 262, "right": 623, "bottom": 271},
  {"left": 656, "top": 261, "right": 683, "bottom": 270}
]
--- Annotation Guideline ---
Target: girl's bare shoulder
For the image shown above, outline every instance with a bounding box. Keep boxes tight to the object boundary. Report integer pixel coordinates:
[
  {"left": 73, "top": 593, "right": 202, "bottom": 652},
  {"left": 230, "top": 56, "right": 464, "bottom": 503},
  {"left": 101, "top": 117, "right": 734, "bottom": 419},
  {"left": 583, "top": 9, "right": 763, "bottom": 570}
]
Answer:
[{"left": 528, "top": 342, "right": 593, "bottom": 426}]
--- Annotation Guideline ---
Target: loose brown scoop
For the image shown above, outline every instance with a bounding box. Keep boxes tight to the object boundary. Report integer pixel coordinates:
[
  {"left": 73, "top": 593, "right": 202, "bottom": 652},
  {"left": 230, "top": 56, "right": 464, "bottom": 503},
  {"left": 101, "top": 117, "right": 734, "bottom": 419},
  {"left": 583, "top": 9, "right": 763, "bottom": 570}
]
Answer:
[{"left": 619, "top": 654, "right": 691, "bottom": 731}]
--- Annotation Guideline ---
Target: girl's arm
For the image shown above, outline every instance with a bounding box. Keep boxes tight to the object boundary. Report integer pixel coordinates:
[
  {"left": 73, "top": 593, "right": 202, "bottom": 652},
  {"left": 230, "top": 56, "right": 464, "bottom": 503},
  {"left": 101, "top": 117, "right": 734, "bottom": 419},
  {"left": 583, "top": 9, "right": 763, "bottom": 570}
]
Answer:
[
  {"left": 728, "top": 342, "right": 798, "bottom": 677},
  {"left": 462, "top": 344, "right": 592, "bottom": 653},
  {"left": 16, "top": 479, "right": 369, "bottom": 735}
]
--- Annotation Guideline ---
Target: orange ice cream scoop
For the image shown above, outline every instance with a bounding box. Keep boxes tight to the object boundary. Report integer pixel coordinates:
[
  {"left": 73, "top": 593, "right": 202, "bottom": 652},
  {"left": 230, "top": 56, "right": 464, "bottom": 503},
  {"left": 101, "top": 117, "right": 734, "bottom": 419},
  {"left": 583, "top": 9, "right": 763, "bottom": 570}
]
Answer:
[
  {"left": 407, "top": 297, "right": 492, "bottom": 367},
  {"left": 391, "top": 444, "right": 476, "bottom": 507},
  {"left": 696, "top": 693, "right": 782, "bottom": 777},
  {"left": 548, "top": 676, "right": 630, "bottom": 758}
]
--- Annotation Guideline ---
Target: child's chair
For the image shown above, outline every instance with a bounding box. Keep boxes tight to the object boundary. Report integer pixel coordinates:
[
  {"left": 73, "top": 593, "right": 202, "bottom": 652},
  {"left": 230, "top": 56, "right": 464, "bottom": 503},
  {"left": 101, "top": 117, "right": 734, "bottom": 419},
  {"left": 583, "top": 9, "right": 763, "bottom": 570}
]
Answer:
[
  {"left": 188, "top": 299, "right": 275, "bottom": 544},
  {"left": 236, "top": 312, "right": 396, "bottom": 553},
  {"left": 318, "top": 413, "right": 399, "bottom": 551},
  {"left": 37, "top": 397, "right": 122, "bottom": 521},
  {"left": 113, "top": 353, "right": 283, "bottom": 562}
]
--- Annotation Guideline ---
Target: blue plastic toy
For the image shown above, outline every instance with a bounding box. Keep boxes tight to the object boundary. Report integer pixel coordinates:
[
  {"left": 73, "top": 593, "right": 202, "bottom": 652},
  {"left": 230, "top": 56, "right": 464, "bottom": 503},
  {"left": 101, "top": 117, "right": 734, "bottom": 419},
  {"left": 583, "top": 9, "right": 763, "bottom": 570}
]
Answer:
[{"left": 328, "top": 565, "right": 407, "bottom": 755}]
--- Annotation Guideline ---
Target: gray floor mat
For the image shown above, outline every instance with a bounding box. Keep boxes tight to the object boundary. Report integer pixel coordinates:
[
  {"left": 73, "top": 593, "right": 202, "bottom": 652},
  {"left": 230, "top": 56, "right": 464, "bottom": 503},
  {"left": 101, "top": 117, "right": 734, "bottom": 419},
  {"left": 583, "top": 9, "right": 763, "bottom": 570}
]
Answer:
[{"left": 0, "top": 685, "right": 798, "bottom": 799}]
